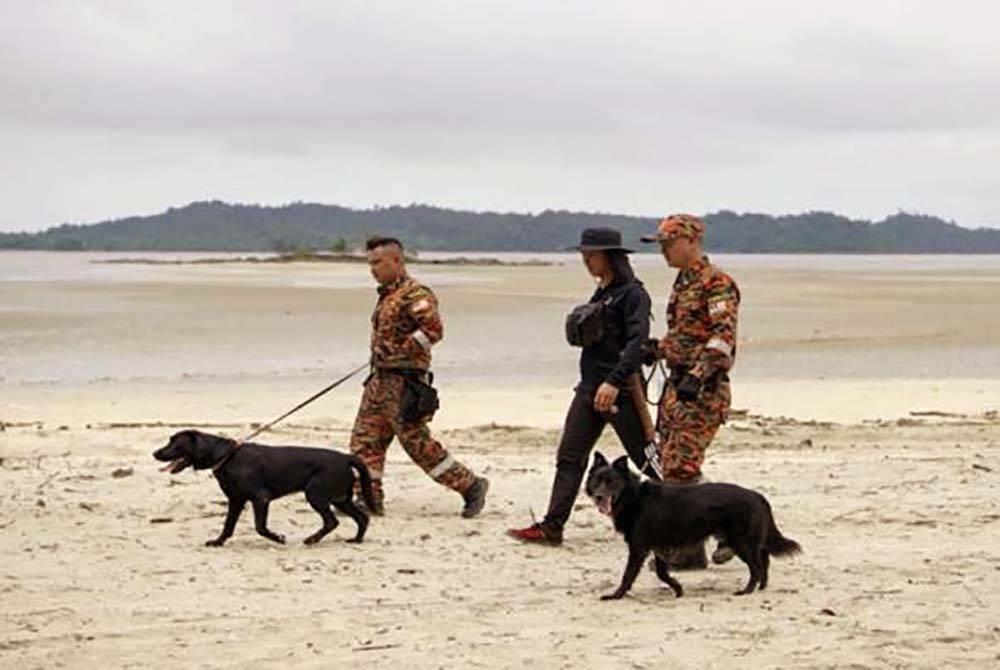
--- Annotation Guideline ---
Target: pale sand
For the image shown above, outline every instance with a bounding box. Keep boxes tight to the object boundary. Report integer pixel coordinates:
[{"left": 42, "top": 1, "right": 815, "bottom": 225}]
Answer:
[
  {"left": 2, "top": 416, "right": 998, "bottom": 669},
  {"left": 2, "top": 253, "right": 1000, "bottom": 668}
]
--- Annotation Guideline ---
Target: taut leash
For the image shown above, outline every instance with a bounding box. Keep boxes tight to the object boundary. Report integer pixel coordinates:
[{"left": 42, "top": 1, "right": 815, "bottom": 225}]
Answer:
[{"left": 212, "top": 362, "right": 369, "bottom": 472}]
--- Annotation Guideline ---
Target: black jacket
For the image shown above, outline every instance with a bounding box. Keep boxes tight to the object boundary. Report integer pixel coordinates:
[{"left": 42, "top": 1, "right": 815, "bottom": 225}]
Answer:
[{"left": 577, "top": 277, "right": 651, "bottom": 394}]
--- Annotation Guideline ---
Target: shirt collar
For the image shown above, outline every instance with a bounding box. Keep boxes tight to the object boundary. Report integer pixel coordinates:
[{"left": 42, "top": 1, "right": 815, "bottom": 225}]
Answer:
[
  {"left": 677, "top": 255, "right": 710, "bottom": 285},
  {"left": 377, "top": 274, "right": 409, "bottom": 297}
]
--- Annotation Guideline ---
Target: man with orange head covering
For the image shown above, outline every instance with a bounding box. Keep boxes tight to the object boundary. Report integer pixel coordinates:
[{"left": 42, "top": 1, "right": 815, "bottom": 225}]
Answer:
[{"left": 641, "top": 213, "right": 741, "bottom": 568}]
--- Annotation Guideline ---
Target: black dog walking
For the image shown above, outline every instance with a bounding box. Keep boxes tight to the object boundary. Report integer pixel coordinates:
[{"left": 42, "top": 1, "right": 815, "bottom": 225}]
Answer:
[
  {"left": 153, "top": 430, "right": 377, "bottom": 546},
  {"left": 585, "top": 451, "right": 801, "bottom": 600}
]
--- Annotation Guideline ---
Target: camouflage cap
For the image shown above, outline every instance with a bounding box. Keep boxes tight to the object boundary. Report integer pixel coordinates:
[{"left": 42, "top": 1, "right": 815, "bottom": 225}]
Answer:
[{"left": 640, "top": 214, "right": 705, "bottom": 243}]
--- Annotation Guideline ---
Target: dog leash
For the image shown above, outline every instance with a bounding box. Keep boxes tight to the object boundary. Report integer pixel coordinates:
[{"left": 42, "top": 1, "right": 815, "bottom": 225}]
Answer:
[
  {"left": 637, "top": 360, "right": 669, "bottom": 480},
  {"left": 642, "top": 359, "right": 669, "bottom": 407},
  {"left": 211, "top": 362, "right": 369, "bottom": 472}
]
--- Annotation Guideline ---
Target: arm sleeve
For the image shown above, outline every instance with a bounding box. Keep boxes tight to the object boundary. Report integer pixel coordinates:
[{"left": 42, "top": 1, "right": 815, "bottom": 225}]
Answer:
[
  {"left": 406, "top": 286, "right": 444, "bottom": 350},
  {"left": 605, "top": 284, "right": 652, "bottom": 388},
  {"left": 659, "top": 333, "right": 686, "bottom": 368},
  {"left": 691, "top": 277, "right": 739, "bottom": 379}
]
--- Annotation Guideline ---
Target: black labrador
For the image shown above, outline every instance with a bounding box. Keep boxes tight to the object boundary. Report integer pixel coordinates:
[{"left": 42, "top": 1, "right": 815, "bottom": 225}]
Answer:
[
  {"left": 585, "top": 451, "right": 801, "bottom": 600},
  {"left": 153, "top": 429, "right": 376, "bottom": 546}
]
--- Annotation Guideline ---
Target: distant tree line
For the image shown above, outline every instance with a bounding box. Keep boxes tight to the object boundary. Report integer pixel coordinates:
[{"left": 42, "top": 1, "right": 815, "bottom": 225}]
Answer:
[{"left": 2, "top": 201, "right": 998, "bottom": 253}]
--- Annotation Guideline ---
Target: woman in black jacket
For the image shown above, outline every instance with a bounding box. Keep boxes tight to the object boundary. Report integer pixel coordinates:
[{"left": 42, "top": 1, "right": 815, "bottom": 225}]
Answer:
[{"left": 508, "top": 227, "right": 657, "bottom": 545}]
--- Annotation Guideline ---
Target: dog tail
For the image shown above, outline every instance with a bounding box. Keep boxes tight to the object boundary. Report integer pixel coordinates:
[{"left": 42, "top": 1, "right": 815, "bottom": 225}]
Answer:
[
  {"left": 348, "top": 455, "right": 377, "bottom": 512},
  {"left": 765, "top": 513, "right": 802, "bottom": 557}
]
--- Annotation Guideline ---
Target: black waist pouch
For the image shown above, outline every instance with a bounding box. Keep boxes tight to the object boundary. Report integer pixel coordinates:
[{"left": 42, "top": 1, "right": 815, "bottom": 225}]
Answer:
[
  {"left": 400, "top": 371, "right": 440, "bottom": 423},
  {"left": 565, "top": 301, "right": 606, "bottom": 347}
]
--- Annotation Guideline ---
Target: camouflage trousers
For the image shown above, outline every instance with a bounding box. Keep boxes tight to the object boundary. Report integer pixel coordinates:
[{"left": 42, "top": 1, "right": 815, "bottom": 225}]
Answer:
[
  {"left": 657, "top": 379, "right": 730, "bottom": 483},
  {"left": 349, "top": 370, "right": 476, "bottom": 504}
]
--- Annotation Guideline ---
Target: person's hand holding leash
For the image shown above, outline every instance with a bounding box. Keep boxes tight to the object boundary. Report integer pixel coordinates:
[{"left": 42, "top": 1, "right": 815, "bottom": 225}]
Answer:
[{"left": 640, "top": 338, "right": 660, "bottom": 366}]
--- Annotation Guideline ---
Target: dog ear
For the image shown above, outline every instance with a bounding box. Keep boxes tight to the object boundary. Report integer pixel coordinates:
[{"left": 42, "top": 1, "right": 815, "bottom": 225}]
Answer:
[
  {"left": 612, "top": 455, "right": 630, "bottom": 473},
  {"left": 592, "top": 451, "right": 608, "bottom": 467},
  {"left": 179, "top": 430, "right": 209, "bottom": 459},
  {"left": 181, "top": 430, "right": 199, "bottom": 449},
  {"left": 188, "top": 431, "right": 219, "bottom": 467}
]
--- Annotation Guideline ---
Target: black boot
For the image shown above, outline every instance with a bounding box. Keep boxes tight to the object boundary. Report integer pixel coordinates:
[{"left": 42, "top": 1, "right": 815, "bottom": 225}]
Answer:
[
  {"left": 461, "top": 477, "right": 489, "bottom": 518},
  {"left": 354, "top": 483, "right": 384, "bottom": 516},
  {"left": 668, "top": 541, "right": 708, "bottom": 571},
  {"left": 711, "top": 541, "right": 735, "bottom": 564}
]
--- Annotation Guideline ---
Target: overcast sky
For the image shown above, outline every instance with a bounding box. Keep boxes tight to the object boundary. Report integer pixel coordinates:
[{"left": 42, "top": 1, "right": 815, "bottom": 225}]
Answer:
[{"left": 2, "top": 1, "right": 998, "bottom": 232}]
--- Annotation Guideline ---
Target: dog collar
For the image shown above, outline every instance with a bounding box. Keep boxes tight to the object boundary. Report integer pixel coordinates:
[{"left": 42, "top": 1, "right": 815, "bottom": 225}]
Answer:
[{"left": 211, "top": 439, "right": 243, "bottom": 473}]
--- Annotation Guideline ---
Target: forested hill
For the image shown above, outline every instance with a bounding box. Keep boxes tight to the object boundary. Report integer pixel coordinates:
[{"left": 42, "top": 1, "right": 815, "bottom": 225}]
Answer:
[{"left": 2, "top": 201, "right": 999, "bottom": 253}]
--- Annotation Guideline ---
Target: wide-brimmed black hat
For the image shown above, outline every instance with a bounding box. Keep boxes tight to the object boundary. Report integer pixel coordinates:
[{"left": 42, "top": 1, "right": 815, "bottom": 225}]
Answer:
[{"left": 565, "top": 227, "right": 634, "bottom": 253}]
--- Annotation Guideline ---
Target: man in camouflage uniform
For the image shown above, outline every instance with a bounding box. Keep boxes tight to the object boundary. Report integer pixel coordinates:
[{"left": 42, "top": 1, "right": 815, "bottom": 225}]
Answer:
[
  {"left": 349, "top": 236, "right": 489, "bottom": 518},
  {"left": 641, "top": 214, "right": 740, "bottom": 568}
]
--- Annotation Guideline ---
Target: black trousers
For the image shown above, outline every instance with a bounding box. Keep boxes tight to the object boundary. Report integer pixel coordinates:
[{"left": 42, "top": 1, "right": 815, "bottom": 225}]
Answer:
[{"left": 543, "top": 389, "right": 659, "bottom": 529}]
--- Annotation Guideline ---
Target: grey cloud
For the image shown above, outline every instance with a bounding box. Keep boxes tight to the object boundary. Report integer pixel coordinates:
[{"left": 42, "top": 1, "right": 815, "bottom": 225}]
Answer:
[
  {"left": 1, "top": 1, "right": 999, "bottom": 230},
  {"left": 4, "top": 2, "right": 997, "bottom": 134}
]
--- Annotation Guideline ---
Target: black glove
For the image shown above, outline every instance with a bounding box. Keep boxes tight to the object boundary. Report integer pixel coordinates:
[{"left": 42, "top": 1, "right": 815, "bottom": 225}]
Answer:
[
  {"left": 674, "top": 373, "right": 702, "bottom": 402},
  {"left": 640, "top": 338, "right": 660, "bottom": 366}
]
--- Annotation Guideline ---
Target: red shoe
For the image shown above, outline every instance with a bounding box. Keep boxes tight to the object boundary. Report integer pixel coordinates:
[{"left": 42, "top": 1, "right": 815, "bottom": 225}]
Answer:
[{"left": 507, "top": 522, "right": 563, "bottom": 546}]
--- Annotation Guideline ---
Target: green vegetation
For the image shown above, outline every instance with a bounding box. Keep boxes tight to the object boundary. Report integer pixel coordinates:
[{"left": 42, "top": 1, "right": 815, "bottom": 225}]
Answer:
[{"left": 2, "top": 201, "right": 998, "bottom": 253}]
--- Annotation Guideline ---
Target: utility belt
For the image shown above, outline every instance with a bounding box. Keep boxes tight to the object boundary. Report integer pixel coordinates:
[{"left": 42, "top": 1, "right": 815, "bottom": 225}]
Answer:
[
  {"left": 370, "top": 366, "right": 440, "bottom": 423},
  {"left": 669, "top": 366, "right": 729, "bottom": 394},
  {"left": 371, "top": 366, "right": 430, "bottom": 381}
]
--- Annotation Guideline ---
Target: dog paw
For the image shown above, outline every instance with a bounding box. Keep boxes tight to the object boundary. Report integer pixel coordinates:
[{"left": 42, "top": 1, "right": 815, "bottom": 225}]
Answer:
[
  {"left": 274, "top": 534, "right": 286, "bottom": 544},
  {"left": 346, "top": 537, "right": 363, "bottom": 544},
  {"left": 600, "top": 592, "right": 625, "bottom": 601},
  {"left": 205, "top": 539, "right": 225, "bottom": 547}
]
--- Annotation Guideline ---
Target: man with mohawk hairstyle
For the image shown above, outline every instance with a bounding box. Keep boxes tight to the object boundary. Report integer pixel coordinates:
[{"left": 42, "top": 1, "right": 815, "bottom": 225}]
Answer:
[{"left": 349, "top": 236, "right": 489, "bottom": 518}]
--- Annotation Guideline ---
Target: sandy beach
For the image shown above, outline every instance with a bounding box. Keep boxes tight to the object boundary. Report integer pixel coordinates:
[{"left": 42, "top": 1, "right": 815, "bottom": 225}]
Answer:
[{"left": 2, "top": 251, "right": 999, "bottom": 668}]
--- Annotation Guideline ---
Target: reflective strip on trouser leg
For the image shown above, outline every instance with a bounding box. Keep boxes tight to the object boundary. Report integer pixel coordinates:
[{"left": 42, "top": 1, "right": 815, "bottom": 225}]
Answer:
[
  {"left": 395, "top": 420, "right": 476, "bottom": 494},
  {"left": 428, "top": 455, "right": 455, "bottom": 479},
  {"left": 381, "top": 373, "right": 476, "bottom": 494}
]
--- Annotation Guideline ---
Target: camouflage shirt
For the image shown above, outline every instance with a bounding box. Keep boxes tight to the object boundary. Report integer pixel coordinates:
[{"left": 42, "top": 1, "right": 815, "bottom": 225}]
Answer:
[
  {"left": 660, "top": 255, "right": 740, "bottom": 380},
  {"left": 370, "top": 275, "right": 443, "bottom": 371}
]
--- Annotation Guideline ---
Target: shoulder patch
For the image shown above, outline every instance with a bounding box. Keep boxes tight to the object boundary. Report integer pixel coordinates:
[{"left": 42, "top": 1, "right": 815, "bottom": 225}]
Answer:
[
  {"left": 704, "top": 268, "right": 738, "bottom": 298},
  {"left": 709, "top": 300, "right": 729, "bottom": 316}
]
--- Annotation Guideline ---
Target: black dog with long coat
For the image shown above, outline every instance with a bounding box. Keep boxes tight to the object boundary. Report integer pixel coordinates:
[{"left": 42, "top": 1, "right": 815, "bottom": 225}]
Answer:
[
  {"left": 153, "top": 429, "right": 377, "bottom": 546},
  {"left": 585, "top": 451, "right": 801, "bottom": 600}
]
